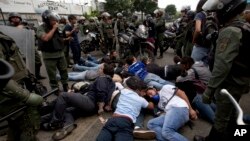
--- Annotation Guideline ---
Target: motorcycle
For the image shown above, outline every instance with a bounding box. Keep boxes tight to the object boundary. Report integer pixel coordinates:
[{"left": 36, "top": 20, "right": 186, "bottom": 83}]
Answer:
[
  {"left": 162, "top": 26, "right": 177, "bottom": 52},
  {"left": 80, "top": 29, "right": 102, "bottom": 54},
  {"left": 118, "top": 24, "right": 155, "bottom": 61}
]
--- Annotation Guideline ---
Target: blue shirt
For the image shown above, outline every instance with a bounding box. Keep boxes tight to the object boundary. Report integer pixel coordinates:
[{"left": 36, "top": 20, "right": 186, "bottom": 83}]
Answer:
[
  {"left": 115, "top": 88, "right": 149, "bottom": 123},
  {"left": 128, "top": 61, "right": 148, "bottom": 80},
  {"left": 64, "top": 24, "right": 79, "bottom": 46}
]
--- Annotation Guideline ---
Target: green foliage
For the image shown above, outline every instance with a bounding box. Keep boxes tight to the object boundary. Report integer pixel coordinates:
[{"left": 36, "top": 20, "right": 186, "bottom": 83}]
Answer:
[
  {"left": 165, "top": 4, "right": 177, "bottom": 16},
  {"left": 83, "top": 10, "right": 99, "bottom": 19},
  {"left": 104, "top": 0, "right": 133, "bottom": 16},
  {"left": 132, "top": 0, "right": 158, "bottom": 14}
]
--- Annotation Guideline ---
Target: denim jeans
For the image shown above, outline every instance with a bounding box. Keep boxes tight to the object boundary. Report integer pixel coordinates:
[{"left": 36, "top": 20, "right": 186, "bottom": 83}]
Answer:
[
  {"left": 73, "top": 64, "right": 100, "bottom": 71},
  {"left": 191, "top": 45, "right": 210, "bottom": 64},
  {"left": 87, "top": 55, "right": 101, "bottom": 64},
  {"left": 96, "top": 117, "right": 134, "bottom": 141},
  {"left": 57, "top": 71, "right": 87, "bottom": 81},
  {"left": 144, "top": 73, "right": 174, "bottom": 90},
  {"left": 192, "top": 94, "right": 216, "bottom": 124},
  {"left": 147, "top": 107, "right": 189, "bottom": 141}
]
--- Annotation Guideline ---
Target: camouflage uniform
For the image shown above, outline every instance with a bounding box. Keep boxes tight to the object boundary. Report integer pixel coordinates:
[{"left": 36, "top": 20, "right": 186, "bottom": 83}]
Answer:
[
  {"left": 36, "top": 24, "right": 68, "bottom": 90},
  {"left": 0, "top": 32, "right": 42, "bottom": 141},
  {"left": 203, "top": 17, "right": 250, "bottom": 140},
  {"left": 154, "top": 16, "right": 165, "bottom": 58},
  {"left": 175, "top": 18, "right": 188, "bottom": 57},
  {"left": 100, "top": 20, "right": 115, "bottom": 52}
]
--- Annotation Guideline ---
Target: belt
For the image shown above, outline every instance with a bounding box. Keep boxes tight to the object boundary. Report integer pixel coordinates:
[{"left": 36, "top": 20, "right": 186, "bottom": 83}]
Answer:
[{"left": 112, "top": 113, "right": 133, "bottom": 123}]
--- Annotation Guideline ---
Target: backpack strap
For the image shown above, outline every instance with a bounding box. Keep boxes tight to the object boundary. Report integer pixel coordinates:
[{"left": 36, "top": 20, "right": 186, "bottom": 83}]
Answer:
[
  {"left": 164, "top": 87, "right": 179, "bottom": 107},
  {"left": 191, "top": 67, "right": 199, "bottom": 80}
]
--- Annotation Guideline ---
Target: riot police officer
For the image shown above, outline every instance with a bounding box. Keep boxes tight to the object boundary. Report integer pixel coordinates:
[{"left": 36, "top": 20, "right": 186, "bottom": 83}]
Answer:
[
  {"left": 8, "top": 12, "right": 46, "bottom": 80},
  {"left": 194, "top": 0, "right": 250, "bottom": 141},
  {"left": 36, "top": 10, "right": 68, "bottom": 92},
  {"left": 0, "top": 31, "right": 43, "bottom": 141},
  {"left": 154, "top": 9, "right": 165, "bottom": 59}
]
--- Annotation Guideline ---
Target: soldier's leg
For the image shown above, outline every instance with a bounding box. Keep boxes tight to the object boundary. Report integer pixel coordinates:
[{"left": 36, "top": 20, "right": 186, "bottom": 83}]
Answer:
[
  {"left": 43, "top": 58, "right": 58, "bottom": 89},
  {"left": 57, "top": 56, "right": 68, "bottom": 92},
  {"left": 35, "top": 49, "right": 46, "bottom": 80},
  {"left": 19, "top": 107, "right": 40, "bottom": 141}
]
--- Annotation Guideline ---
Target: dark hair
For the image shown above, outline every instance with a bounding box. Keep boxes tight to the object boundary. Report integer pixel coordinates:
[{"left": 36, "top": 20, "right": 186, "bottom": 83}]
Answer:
[
  {"left": 196, "top": 0, "right": 207, "bottom": 13},
  {"left": 68, "top": 15, "right": 76, "bottom": 21},
  {"left": 180, "top": 56, "right": 195, "bottom": 69},
  {"left": 125, "top": 76, "right": 147, "bottom": 91},
  {"left": 173, "top": 55, "right": 181, "bottom": 64},
  {"left": 59, "top": 17, "right": 67, "bottom": 24},
  {"left": 103, "top": 63, "right": 114, "bottom": 77},
  {"left": 126, "top": 55, "right": 135, "bottom": 65}
]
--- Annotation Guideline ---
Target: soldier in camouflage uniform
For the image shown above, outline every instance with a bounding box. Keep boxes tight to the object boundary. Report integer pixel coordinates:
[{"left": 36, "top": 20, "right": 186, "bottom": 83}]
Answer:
[
  {"left": 99, "top": 12, "right": 115, "bottom": 53},
  {"left": 0, "top": 31, "right": 43, "bottom": 141},
  {"left": 154, "top": 9, "right": 165, "bottom": 59},
  {"left": 36, "top": 10, "right": 68, "bottom": 92},
  {"left": 194, "top": 0, "right": 250, "bottom": 141},
  {"left": 175, "top": 6, "right": 190, "bottom": 58},
  {"left": 115, "top": 12, "right": 127, "bottom": 33},
  {"left": 8, "top": 12, "right": 46, "bottom": 80}
]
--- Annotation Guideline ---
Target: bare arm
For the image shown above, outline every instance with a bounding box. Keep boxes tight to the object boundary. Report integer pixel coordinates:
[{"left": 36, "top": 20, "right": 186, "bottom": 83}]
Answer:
[
  {"left": 147, "top": 102, "right": 154, "bottom": 110},
  {"left": 40, "top": 23, "right": 58, "bottom": 42},
  {"left": 176, "top": 89, "right": 197, "bottom": 120},
  {"left": 192, "top": 20, "right": 202, "bottom": 44}
]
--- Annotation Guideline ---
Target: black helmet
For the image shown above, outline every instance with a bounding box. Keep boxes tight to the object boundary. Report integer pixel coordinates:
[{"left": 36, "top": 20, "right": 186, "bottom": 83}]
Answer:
[
  {"left": 8, "top": 12, "right": 22, "bottom": 21},
  {"left": 202, "top": 0, "right": 247, "bottom": 24},
  {"left": 41, "top": 10, "right": 61, "bottom": 25},
  {"left": 186, "top": 10, "right": 196, "bottom": 20}
]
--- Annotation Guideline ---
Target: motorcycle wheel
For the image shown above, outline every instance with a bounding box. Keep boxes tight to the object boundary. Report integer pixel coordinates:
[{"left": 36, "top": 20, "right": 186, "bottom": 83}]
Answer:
[{"left": 80, "top": 41, "right": 90, "bottom": 54}]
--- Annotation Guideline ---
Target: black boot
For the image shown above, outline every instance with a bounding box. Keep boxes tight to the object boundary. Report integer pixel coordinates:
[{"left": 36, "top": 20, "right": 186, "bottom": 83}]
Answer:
[
  {"left": 63, "top": 84, "right": 69, "bottom": 92},
  {"left": 35, "top": 64, "right": 46, "bottom": 80}
]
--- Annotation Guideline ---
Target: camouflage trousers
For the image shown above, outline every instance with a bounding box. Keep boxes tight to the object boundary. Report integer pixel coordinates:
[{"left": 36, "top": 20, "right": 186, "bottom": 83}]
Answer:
[{"left": 0, "top": 100, "right": 40, "bottom": 141}]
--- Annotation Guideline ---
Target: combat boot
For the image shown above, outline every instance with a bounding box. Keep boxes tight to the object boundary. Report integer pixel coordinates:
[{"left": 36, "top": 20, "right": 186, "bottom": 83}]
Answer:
[{"left": 35, "top": 65, "right": 46, "bottom": 80}]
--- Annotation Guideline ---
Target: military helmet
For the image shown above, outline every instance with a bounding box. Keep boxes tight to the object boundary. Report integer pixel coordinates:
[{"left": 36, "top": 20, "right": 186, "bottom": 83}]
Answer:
[
  {"left": 79, "top": 16, "right": 86, "bottom": 21},
  {"left": 202, "top": 0, "right": 247, "bottom": 23},
  {"left": 89, "top": 17, "right": 95, "bottom": 22},
  {"left": 181, "top": 5, "right": 191, "bottom": 13},
  {"left": 8, "top": 12, "right": 22, "bottom": 21},
  {"left": 154, "top": 9, "right": 164, "bottom": 17},
  {"left": 42, "top": 10, "right": 61, "bottom": 25},
  {"left": 186, "top": 10, "right": 196, "bottom": 20},
  {"left": 117, "top": 12, "right": 123, "bottom": 17},
  {"left": 101, "top": 12, "right": 111, "bottom": 18}
]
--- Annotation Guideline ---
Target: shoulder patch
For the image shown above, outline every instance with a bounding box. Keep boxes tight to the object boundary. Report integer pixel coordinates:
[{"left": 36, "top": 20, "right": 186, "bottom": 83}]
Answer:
[{"left": 218, "top": 38, "right": 230, "bottom": 52}]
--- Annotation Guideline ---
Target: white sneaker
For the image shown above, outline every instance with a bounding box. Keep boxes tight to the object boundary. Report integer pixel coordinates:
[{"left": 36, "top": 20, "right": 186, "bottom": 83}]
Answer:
[{"left": 133, "top": 130, "right": 156, "bottom": 139}]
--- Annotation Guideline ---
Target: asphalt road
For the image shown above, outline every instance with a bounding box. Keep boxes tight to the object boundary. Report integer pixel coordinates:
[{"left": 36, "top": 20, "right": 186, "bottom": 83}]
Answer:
[{"left": 0, "top": 48, "right": 249, "bottom": 141}]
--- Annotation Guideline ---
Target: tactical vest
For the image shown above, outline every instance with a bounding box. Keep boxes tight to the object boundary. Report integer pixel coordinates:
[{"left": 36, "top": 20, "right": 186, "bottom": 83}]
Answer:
[
  {"left": 0, "top": 32, "right": 28, "bottom": 82},
  {"left": 155, "top": 17, "right": 165, "bottom": 33},
  {"left": 117, "top": 20, "right": 125, "bottom": 32},
  {"left": 102, "top": 22, "right": 114, "bottom": 38},
  {"left": 229, "top": 21, "right": 250, "bottom": 77},
  {"left": 38, "top": 24, "right": 64, "bottom": 52}
]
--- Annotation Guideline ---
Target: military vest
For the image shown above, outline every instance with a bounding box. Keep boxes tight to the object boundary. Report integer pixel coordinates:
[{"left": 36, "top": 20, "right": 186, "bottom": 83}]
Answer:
[
  {"left": 0, "top": 32, "right": 28, "bottom": 82},
  {"left": 37, "top": 24, "right": 64, "bottom": 52},
  {"left": 101, "top": 22, "right": 114, "bottom": 38}
]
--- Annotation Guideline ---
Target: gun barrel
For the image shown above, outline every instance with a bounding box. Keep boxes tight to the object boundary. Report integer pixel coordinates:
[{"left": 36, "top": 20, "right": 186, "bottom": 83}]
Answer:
[{"left": 0, "top": 88, "right": 59, "bottom": 123}]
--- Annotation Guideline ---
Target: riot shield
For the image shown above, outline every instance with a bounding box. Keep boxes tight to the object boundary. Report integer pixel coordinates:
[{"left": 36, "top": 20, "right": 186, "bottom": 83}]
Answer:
[{"left": 0, "top": 25, "right": 35, "bottom": 74}]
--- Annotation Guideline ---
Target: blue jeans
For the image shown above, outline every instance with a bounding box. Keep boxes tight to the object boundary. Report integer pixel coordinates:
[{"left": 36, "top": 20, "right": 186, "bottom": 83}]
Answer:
[
  {"left": 73, "top": 64, "right": 100, "bottom": 71},
  {"left": 96, "top": 117, "right": 134, "bottom": 141},
  {"left": 147, "top": 107, "right": 189, "bottom": 141},
  {"left": 87, "top": 55, "right": 101, "bottom": 64},
  {"left": 80, "top": 57, "right": 99, "bottom": 67},
  {"left": 191, "top": 45, "right": 210, "bottom": 64},
  {"left": 192, "top": 94, "right": 216, "bottom": 124},
  {"left": 57, "top": 71, "right": 87, "bottom": 81},
  {"left": 144, "top": 73, "right": 174, "bottom": 90}
]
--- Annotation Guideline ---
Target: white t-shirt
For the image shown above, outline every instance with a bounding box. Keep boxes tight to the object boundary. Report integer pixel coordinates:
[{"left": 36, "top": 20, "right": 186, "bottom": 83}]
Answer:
[
  {"left": 115, "top": 88, "right": 149, "bottom": 123},
  {"left": 158, "top": 85, "right": 189, "bottom": 112}
]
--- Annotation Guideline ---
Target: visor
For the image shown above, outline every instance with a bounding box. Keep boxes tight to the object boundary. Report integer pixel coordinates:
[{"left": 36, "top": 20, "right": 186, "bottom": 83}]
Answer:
[{"left": 202, "top": 0, "right": 223, "bottom": 11}]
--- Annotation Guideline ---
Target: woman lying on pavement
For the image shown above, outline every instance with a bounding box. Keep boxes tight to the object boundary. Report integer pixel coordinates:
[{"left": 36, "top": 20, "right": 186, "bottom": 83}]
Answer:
[
  {"left": 42, "top": 63, "right": 116, "bottom": 140},
  {"left": 96, "top": 76, "right": 155, "bottom": 141},
  {"left": 145, "top": 84, "right": 197, "bottom": 141}
]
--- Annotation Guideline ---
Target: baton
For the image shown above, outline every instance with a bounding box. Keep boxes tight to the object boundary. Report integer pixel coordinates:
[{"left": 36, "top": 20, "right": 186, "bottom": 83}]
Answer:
[
  {"left": 0, "top": 8, "right": 6, "bottom": 25},
  {"left": 0, "top": 88, "right": 59, "bottom": 123}
]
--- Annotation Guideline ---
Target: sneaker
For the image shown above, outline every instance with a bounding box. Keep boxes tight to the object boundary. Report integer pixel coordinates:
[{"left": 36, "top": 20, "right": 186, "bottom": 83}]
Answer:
[{"left": 133, "top": 130, "right": 156, "bottom": 140}]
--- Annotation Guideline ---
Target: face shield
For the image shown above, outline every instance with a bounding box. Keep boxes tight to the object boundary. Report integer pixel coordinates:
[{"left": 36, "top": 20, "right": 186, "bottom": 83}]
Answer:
[{"left": 202, "top": 0, "right": 232, "bottom": 11}]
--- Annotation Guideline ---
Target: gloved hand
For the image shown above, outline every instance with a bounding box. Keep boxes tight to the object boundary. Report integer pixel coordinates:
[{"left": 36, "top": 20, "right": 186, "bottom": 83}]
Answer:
[
  {"left": 202, "top": 88, "right": 215, "bottom": 104},
  {"left": 26, "top": 93, "right": 43, "bottom": 106}
]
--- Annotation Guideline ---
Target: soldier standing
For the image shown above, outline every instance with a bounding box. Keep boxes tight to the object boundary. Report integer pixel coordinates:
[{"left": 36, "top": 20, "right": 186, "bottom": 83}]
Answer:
[
  {"left": 100, "top": 12, "right": 115, "bottom": 53},
  {"left": 0, "top": 31, "right": 43, "bottom": 141},
  {"left": 36, "top": 10, "right": 68, "bottom": 92},
  {"left": 194, "top": 0, "right": 250, "bottom": 141},
  {"left": 8, "top": 12, "right": 46, "bottom": 80},
  {"left": 154, "top": 9, "right": 165, "bottom": 59}
]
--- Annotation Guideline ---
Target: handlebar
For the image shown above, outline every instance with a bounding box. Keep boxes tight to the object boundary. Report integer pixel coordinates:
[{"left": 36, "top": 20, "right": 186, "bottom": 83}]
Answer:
[{"left": 220, "top": 89, "right": 246, "bottom": 125}]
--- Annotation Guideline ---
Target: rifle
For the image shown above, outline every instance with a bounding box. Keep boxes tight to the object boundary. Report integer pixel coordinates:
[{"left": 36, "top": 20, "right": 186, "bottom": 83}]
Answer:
[
  {"left": 0, "top": 8, "right": 6, "bottom": 25},
  {"left": 0, "top": 88, "right": 59, "bottom": 123}
]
